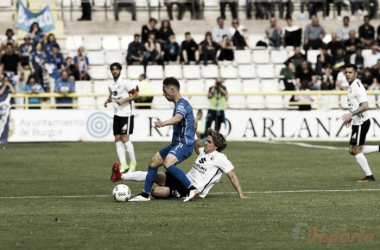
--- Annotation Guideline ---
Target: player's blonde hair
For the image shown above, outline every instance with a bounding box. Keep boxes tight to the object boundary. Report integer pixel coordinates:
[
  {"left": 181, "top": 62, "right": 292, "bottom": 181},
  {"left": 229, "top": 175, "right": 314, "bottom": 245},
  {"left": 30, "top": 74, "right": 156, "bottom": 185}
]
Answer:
[{"left": 207, "top": 128, "right": 227, "bottom": 152}]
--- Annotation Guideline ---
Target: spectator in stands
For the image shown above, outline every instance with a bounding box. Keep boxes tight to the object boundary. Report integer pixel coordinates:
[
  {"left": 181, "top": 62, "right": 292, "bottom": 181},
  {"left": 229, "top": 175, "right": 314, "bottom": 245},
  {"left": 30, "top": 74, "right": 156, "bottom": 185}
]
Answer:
[
  {"left": 74, "top": 47, "right": 91, "bottom": 81},
  {"left": 337, "top": 16, "right": 355, "bottom": 41},
  {"left": 164, "top": 0, "right": 185, "bottom": 20},
  {"left": 156, "top": 20, "right": 174, "bottom": 49},
  {"left": 47, "top": 45, "right": 65, "bottom": 80},
  {"left": 376, "top": 24, "right": 380, "bottom": 47},
  {"left": 283, "top": 17, "right": 302, "bottom": 47},
  {"left": 64, "top": 57, "right": 80, "bottom": 82},
  {"left": 280, "top": 62, "right": 296, "bottom": 91},
  {"left": 218, "top": 35, "right": 234, "bottom": 64},
  {"left": 321, "top": 67, "right": 334, "bottom": 90},
  {"left": 285, "top": 46, "right": 306, "bottom": 69},
  {"left": 206, "top": 77, "right": 227, "bottom": 133},
  {"left": 279, "top": 0, "right": 292, "bottom": 19},
  {"left": 78, "top": 0, "right": 91, "bottom": 21},
  {"left": 350, "top": 47, "right": 364, "bottom": 72},
  {"left": 368, "top": 0, "right": 378, "bottom": 19},
  {"left": 28, "top": 22, "right": 46, "bottom": 46},
  {"left": 303, "top": 16, "right": 325, "bottom": 53},
  {"left": 315, "top": 45, "right": 333, "bottom": 76},
  {"left": 358, "top": 15, "right": 375, "bottom": 49},
  {"left": 126, "top": 34, "right": 144, "bottom": 66},
  {"left": 181, "top": 32, "right": 200, "bottom": 64},
  {"left": 335, "top": 66, "right": 349, "bottom": 90},
  {"left": 195, "top": 109, "right": 205, "bottom": 140},
  {"left": 331, "top": 47, "right": 345, "bottom": 78},
  {"left": 254, "top": 1, "right": 273, "bottom": 20},
  {"left": 364, "top": 43, "right": 380, "bottom": 69},
  {"left": 19, "top": 35, "right": 33, "bottom": 67},
  {"left": 55, "top": 70, "right": 75, "bottom": 109},
  {"left": 114, "top": 0, "right": 137, "bottom": 21},
  {"left": 1, "top": 29, "right": 19, "bottom": 57},
  {"left": 294, "top": 85, "right": 313, "bottom": 111},
  {"left": 45, "top": 33, "right": 61, "bottom": 56},
  {"left": 0, "top": 43, "right": 23, "bottom": 87},
  {"left": 345, "top": 30, "right": 361, "bottom": 62},
  {"left": 295, "top": 60, "right": 317, "bottom": 90},
  {"left": 266, "top": 17, "right": 282, "bottom": 48},
  {"left": 220, "top": 0, "right": 237, "bottom": 20},
  {"left": 199, "top": 32, "right": 220, "bottom": 66},
  {"left": 212, "top": 17, "right": 230, "bottom": 43},
  {"left": 371, "top": 59, "right": 380, "bottom": 89},
  {"left": 135, "top": 73, "right": 153, "bottom": 109},
  {"left": 0, "top": 75, "right": 16, "bottom": 98},
  {"left": 29, "top": 42, "right": 46, "bottom": 84},
  {"left": 21, "top": 75, "right": 44, "bottom": 109},
  {"left": 144, "top": 33, "right": 162, "bottom": 65},
  {"left": 229, "top": 19, "right": 248, "bottom": 50},
  {"left": 163, "top": 34, "right": 181, "bottom": 63},
  {"left": 361, "top": 67, "right": 374, "bottom": 89},
  {"left": 327, "top": 33, "right": 343, "bottom": 57},
  {"left": 141, "top": 18, "right": 158, "bottom": 45}
]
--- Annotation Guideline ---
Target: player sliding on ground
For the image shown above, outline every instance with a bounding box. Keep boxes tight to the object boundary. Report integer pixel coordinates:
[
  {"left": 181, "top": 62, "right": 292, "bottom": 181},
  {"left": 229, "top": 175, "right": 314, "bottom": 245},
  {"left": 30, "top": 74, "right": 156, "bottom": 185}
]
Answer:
[
  {"left": 115, "top": 77, "right": 199, "bottom": 202},
  {"left": 111, "top": 128, "right": 249, "bottom": 200},
  {"left": 342, "top": 64, "right": 380, "bottom": 182},
  {"left": 104, "top": 62, "right": 139, "bottom": 173}
]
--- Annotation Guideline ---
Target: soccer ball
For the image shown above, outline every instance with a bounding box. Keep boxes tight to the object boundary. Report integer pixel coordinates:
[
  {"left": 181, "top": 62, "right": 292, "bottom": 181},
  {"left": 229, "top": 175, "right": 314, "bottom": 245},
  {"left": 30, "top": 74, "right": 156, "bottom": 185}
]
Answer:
[{"left": 113, "top": 184, "right": 132, "bottom": 202}]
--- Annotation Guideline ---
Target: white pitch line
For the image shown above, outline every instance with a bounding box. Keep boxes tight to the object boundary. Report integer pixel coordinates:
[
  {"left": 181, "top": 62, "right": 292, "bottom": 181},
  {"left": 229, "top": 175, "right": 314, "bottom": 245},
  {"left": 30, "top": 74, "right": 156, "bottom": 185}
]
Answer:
[
  {"left": 1, "top": 189, "right": 380, "bottom": 199},
  {"left": 262, "top": 141, "right": 347, "bottom": 150}
]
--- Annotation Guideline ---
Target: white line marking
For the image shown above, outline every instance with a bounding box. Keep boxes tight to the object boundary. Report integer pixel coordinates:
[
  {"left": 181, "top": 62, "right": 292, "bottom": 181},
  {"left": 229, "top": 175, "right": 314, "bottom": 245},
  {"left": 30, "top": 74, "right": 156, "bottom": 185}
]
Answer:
[
  {"left": 262, "top": 141, "right": 347, "bottom": 150},
  {"left": 1, "top": 189, "right": 380, "bottom": 199}
]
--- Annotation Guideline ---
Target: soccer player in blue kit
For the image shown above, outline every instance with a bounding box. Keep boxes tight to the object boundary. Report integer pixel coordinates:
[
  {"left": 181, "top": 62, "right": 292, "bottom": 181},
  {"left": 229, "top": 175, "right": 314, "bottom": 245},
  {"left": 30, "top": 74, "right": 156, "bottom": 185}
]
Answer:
[{"left": 115, "top": 77, "right": 199, "bottom": 202}]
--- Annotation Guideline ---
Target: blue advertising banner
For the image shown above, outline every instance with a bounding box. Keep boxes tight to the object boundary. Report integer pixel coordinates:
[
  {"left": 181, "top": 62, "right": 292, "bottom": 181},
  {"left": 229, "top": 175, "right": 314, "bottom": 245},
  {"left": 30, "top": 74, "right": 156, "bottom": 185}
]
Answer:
[
  {"left": 0, "top": 95, "right": 11, "bottom": 144},
  {"left": 17, "top": 0, "right": 55, "bottom": 32}
]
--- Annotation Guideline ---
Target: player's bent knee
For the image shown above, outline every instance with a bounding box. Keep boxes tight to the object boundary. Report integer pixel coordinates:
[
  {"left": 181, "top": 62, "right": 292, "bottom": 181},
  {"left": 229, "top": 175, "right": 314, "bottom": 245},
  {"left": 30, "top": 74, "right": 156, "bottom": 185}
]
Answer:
[{"left": 151, "top": 188, "right": 165, "bottom": 199}]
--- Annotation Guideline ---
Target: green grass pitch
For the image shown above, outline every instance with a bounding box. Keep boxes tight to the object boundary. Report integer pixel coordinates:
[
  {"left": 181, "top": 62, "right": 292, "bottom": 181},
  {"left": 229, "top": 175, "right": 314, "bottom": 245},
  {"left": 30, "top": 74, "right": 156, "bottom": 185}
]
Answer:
[{"left": 1, "top": 141, "right": 380, "bottom": 250}]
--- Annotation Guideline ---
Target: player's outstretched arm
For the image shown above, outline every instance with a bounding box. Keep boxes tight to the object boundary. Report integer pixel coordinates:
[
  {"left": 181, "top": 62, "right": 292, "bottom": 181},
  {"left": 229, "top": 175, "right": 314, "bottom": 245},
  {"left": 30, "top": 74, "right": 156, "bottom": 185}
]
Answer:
[
  {"left": 226, "top": 170, "right": 249, "bottom": 199},
  {"left": 155, "top": 114, "right": 183, "bottom": 128},
  {"left": 194, "top": 138, "right": 202, "bottom": 155}
]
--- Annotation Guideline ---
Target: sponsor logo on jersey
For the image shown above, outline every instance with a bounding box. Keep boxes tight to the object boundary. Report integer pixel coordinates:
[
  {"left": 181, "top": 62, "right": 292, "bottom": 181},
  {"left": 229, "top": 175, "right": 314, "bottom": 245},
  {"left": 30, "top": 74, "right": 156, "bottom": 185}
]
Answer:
[
  {"left": 112, "top": 91, "right": 118, "bottom": 96},
  {"left": 199, "top": 157, "right": 206, "bottom": 164},
  {"left": 193, "top": 163, "right": 207, "bottom": 173},
  {"left": 177, "top": 104, "right": 186, "bottom": 114}
]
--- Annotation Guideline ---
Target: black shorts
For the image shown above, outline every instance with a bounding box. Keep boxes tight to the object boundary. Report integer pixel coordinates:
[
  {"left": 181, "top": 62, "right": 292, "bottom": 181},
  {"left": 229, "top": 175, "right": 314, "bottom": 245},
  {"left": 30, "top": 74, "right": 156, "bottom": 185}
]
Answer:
[
  {"left": 350, "top": 119, "right": 370, "bottom": 146},
  {"left": 113, "top": 115, "right": 134, "bottom": 136},
  {"left": 164, "top": 172, "right": 188, "bottom": 198}
]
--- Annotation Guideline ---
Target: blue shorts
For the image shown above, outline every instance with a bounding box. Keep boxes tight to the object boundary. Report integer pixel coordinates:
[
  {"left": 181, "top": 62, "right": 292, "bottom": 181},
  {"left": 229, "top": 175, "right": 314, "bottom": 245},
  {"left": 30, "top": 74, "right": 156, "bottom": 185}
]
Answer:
[{"left": 159, "top": 143, "right": 194, "bottom": 164}]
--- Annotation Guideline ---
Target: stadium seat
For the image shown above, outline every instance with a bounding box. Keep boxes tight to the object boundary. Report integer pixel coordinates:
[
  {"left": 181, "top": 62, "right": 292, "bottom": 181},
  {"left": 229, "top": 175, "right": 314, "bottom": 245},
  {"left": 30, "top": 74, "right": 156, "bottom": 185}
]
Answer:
[
  {"left": 149, "top": 0, "right": 162, "bottom": 7},
  {"left": 256, "top": 64, "right": 274, "bottom": 79},
  {"left": 322, "top": 34, "right": 332, "bottom": 44},
  {"left": 189, "top": 95, "right": 209, "bottom": 109},
  {"left": 238, "top": 64, "right": 255, "bottom": 79},
  {"left": 205, "top": 79, "right": 215, "bottom": 91},
  {"left": 175, "top": 34, "right": 185, "bottom": 45},
  {"left": 270, "top": 50, "right": 288, "bottom": 64},
  {"left": 252, "top": 50, "right": 270, "bottom": 64},
  {"left": 204, "top": 0, "right": 219, "bottom": 7},
  {"left": 261, "top": 80, "right": 283, "bottom": 109},
  {"left": 121, "top": 35, "right": 134, "bottom": 51},
  {"left": 219, "top": 65, "right": 237, "bottom": 79},
  {"left": 87, "top": 51, "right": 105, "bottom": 65},
  {"left": 127, "top": 65, "right": 145, "bottom": 79},
  {"left": 261, "top": 79, "right": 280, "bottom": 92},
  {"left": 265, "top": 95, "right": 284, "bottom": 109},
  {"left": 75, "top": 81, "right": 93, "bottom": 94},
  {"left": 102, "top": 36, "right": 120, "bottom": 51},
  {"left": 224, "top": 79, "right": 245, "bottom": 109},
  {"left": 274, "top": 64, "right": 285, "bottom": 78},
  {"left": 186, "top": 80, "right": 205, "bottom": 92},
  {"left": 152, "top": 96, "right": 173, "bottom": 109},
  {"left": 164, "top": 65, "right": 183, "bottom": 79},
  {"left": 362, "top": 49, "right": 372, "bottom": 57},
  {"left": 151, "top": 80, "right": 164, "bottom": 94},
  {"left": 147, "top": 65, "right": 164, "bottom": 79},
  {"left": 0, "top": 0, "right": 12, "bottom": 7},
  {"left": 307, "top": 50, "right": 320, "bottom": 64},
  {"left": 83, "top": 36, "right": 102, "bottom": 51},
  {"left": 135, "top": 0, "right": 148, "bottom": 7},
  {"left": 65, "top": 36, "right": 83, "bottom": 51},
  {"left": 90, "top": 66, "right": 109, "bottom": 80},
  {"left": 105, "top": 51, "right": 124, "bottom": 65},
  {"left": 248, "top": 35, "right": 266, "bottom": 49},
  {"left": 183, "top": 65, "right": 201, "bottom": 79},
  {"left": 242, "top": 80, "right": 264, "bottom": 109},
  {"left": 201, "top": 65, "right": 219, "bottom": 79},
  {"left": 93, "top": 0, "right": 111, "bottom": 7},
  {"left": 93, "top": 81, "right": 108, "bottom": 94},
  {"left": 192, "top": 34, "right": 204, "bottom": 44},
  {"left": 77, "top": 97, "right": 96, "bottom": 109},
  {"left": 234, "top": 50, "right": 252, "bottom": 64}
]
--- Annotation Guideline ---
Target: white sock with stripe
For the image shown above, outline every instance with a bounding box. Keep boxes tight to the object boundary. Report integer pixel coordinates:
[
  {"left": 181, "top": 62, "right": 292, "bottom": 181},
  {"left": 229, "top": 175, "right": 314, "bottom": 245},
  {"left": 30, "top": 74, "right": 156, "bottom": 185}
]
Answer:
[
  {"left": 115, "top": 141, "right": 126, "bottom": 164},
  {"left": 125, "top": 141, "right": 136, "bottom": 162},
  {"left": 362, "top": 146, "right": 380, "bottom": 155},
  {"left": 355, "top": 153, "right": 373, "bottom": 176},
  {"left": 121, "top": 171, "right": 147, "bottom": 181}
]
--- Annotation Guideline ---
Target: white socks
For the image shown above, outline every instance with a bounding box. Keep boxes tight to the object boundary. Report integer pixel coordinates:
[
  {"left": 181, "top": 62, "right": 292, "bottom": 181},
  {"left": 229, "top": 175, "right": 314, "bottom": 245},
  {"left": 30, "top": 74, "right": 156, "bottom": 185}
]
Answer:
[
  {"left": 355, "top": 153, "right": 373, "bottom": 176},
  {"left": 362, "top": 146, "right": 379, "bottom": 155},
  {"left": 125, "top": 141, "right": 136, "bottom": 162},
  {"left": 115, "top": 141, "right": 126, "bottom": 164},
  {"left": 121, "top": 171, "right": 147, "bottom": 181}
]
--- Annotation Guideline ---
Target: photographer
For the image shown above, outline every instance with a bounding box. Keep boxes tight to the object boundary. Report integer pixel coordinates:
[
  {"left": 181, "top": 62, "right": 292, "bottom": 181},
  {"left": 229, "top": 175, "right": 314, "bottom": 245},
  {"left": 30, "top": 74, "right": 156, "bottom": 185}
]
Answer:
[{"left": 205, "top": 77, "right": 228, "bottom": 134}]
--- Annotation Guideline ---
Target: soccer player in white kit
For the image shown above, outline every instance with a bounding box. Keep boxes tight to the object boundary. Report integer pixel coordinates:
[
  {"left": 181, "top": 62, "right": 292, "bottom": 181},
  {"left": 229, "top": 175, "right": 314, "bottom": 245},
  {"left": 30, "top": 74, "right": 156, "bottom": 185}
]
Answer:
[
  {"left": 111, "top": 128, "right": 248, "bottom": 200},
  {"left": 342, "top": 64, "right": 380, "bottom": 182},
  {"left": 105, "top": 62, "right": 139, "bottom": 173}
]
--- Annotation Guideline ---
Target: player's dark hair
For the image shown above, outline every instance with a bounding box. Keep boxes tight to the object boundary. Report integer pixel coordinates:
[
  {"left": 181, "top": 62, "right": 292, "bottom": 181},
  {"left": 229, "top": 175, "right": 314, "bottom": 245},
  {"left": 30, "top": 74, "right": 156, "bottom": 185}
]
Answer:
[
  {"left": 345, "top": 63, "right": 357, "bottom": 72},
  {"left": 207, "top": 128, "right": 227, "bottom": 152},
  {"left": 163, "top": 77, "right": 180, "bottom": 91},
  {"left": 110, "top": 62, "right": 122, "bottom": 71}
]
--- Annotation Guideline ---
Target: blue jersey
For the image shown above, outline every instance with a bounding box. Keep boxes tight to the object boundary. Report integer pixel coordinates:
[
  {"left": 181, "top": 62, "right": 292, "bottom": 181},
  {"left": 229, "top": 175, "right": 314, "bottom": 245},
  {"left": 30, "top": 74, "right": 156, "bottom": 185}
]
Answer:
[{"left": 172, "top": 98, "right": 195, "bottom": 145}]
